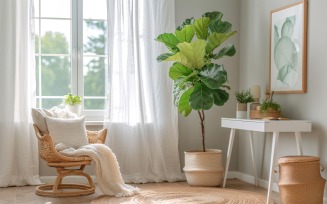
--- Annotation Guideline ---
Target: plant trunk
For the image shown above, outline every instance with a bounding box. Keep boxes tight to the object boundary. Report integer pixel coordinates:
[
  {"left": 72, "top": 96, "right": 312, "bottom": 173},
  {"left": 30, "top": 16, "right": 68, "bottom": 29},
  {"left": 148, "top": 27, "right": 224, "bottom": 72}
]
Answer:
[{"left": 198, "top": 110, "right": 205, "bottom": 152}]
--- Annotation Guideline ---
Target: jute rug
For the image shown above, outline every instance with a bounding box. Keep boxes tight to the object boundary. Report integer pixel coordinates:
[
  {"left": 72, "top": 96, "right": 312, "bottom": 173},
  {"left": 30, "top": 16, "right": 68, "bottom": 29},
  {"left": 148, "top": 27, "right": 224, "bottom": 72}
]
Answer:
[{"left": 91, "top": 182, "right": 269, "bottom": 204}]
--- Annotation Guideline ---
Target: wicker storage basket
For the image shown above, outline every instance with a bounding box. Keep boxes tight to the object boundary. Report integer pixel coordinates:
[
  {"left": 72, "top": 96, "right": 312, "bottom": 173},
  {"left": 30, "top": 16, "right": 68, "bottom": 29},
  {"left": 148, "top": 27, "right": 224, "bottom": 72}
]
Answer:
[{"left": 277, "top": 156, "right": 326, "bottom": 204}]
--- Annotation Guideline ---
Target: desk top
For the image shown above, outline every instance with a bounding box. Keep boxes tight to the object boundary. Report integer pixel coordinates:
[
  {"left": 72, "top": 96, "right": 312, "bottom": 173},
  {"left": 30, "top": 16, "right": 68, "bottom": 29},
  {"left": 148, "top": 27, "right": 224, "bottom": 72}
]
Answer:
[{"left": 221, "top": 118, "right": 312, "bottom": 132}]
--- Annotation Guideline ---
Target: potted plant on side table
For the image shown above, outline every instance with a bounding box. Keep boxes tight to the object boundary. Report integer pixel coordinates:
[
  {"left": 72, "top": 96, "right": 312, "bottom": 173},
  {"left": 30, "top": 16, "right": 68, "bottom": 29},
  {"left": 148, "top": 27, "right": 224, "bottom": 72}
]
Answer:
[
  {"left": 235, "top": 89, "right": 253, "bottom": 119},
  {"left": 64, "top": 93, "right": 82, "bottom": 116},
  {"left": 260, "top": 91, "right": 281, "bottom": 119},
  {"left": 156, "top": 11, "right": 236, "bottom": 186}
]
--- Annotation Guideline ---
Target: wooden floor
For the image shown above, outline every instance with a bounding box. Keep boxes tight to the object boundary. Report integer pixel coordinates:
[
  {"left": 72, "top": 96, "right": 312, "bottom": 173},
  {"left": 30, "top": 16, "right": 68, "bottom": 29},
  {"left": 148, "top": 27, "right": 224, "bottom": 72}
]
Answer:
[{"left": 0, "top": 179, "right": 280, "bottom": 204}]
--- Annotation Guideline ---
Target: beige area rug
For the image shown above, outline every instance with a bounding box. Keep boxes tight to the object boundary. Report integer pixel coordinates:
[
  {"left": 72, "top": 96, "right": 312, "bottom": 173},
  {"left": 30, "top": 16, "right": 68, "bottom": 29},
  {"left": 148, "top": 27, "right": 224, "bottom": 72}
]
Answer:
[{"left": 91, "top": 182, "right": 269, "bottom": 204}]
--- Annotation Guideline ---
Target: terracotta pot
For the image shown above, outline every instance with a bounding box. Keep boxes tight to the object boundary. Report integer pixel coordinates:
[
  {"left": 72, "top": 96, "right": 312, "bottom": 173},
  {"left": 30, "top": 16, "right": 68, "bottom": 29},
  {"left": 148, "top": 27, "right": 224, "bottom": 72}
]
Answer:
[{"left": 183, "top": 149, "right": 224, "bottom": 187}]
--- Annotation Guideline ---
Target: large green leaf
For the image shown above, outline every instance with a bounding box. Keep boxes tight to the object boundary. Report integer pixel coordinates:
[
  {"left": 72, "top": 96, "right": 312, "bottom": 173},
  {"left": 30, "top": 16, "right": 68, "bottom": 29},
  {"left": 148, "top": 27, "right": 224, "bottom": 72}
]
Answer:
[
  {"left": 202, "top": 11, "right": 223, "bottom": 21},
  {"left": 212, "top": 44, "right": 236, "bottom": 59},
  {"left": 199, "top": 64, "right": 227, "bottom": 89},
  {"left": 193, "top": 17, "right": 210, "bottom": 39},
  {"left": 189, "top": 82, "right": 214, "bottom": 110},
  {"left": 176, "top": 17, "right": 195, "bottom": 31},
  {"left": 155, "top": 33, "right": 180, "bottom": 53},
  {"left": 165, "top": 40, "right": 206, "bottom": 69},
  {"left": 209, "top": 20, "right": 232, "bottom": 34},
  {"left": 165, "top": 52, "right": 190, "bottom": 68},
  {"left": 175, "top": 25, "right": 195, "bottom": 43},
  {"left": 212, "top": 89, "right": 229, "bottom": 106},
  {"left": 169, "top": 63, "right": 193, "bottom": 80},
  {"left": 157, "top": 53, "right": 174, "bottom": 62},
  {"left": 178, "top": 87, "right": 194, "bottom": 116},
  {"left": 206, "top": 31, "right": 236, "bottom": 52}
]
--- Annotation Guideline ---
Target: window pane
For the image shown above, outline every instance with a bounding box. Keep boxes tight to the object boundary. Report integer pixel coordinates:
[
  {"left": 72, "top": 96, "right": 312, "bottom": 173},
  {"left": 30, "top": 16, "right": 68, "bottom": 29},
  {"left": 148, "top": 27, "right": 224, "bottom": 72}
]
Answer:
[
  {"left": 42, "top": 98, "right": 64, "bottom": 109},
  {"left": 84, "top": 99, "right": 105, "bottom": 110},
  {"left": 41, "top": 56, "right": 71, "bottom": 96},
  {"left": 83, "top": 56, "right": 105, "bottom": 96},
  {"left": 41, "top": 19, "right": 71, "bottom": 54},
  {"left": 35, "top": 20, "right": 40, "bottom": 53},
  {"left": 36, "top": 98, "right": 40, "bottom": 108},
  {"left": 35, "top": 56, "right": 40, "bottom": 96},
  {"left": 83, "top": 20, "right": 107, "bottom": 55},
  {"left": 41, "top": 0, "right": 71, "bottom": 18},
  {"left": 34, "top": 0, "right": 40, "bottom": 17},
  {"left": 83, "top": 0, "right": 106, "bottom": 20}
]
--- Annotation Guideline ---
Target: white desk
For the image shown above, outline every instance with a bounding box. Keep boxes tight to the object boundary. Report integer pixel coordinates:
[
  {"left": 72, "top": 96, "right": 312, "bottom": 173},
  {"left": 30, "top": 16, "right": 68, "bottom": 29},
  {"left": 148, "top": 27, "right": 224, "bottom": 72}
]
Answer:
[{"left": 221, "top": 118, "right": 312, "bottom": 204}]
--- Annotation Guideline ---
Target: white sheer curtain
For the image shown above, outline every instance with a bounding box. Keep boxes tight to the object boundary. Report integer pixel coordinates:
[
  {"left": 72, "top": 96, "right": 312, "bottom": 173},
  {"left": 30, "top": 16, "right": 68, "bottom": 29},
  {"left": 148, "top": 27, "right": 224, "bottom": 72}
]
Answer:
[
  {"left": 105, "top": 0, "right": 183, "bottom": 183},
  {"left": 0, "top": 0, "right": 41, "bottom": 186}
]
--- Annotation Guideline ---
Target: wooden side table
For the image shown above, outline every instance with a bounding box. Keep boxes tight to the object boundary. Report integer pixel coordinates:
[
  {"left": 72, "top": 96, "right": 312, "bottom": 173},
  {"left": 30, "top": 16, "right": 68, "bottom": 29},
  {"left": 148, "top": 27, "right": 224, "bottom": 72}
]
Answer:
[{"left": 221, "top": 118, "right": 312, "bottom": 204}]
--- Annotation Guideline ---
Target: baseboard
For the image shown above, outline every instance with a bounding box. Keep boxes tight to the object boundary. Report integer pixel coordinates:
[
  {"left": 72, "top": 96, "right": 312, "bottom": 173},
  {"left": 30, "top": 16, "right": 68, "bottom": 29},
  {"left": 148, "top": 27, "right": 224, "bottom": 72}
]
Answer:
[{"left": 232, "top": 171, "right": 279, "bottom": 193}]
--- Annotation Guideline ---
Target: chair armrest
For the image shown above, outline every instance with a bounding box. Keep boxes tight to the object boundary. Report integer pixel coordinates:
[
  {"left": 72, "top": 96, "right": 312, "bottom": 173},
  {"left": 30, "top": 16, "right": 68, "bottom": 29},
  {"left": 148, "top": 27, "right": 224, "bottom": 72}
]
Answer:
[
  {"left": 86, "top": 128, "right": 107, "bottom": 144},
  {"left": 33, "top": 124, "right": 91, "bottom": 163}
]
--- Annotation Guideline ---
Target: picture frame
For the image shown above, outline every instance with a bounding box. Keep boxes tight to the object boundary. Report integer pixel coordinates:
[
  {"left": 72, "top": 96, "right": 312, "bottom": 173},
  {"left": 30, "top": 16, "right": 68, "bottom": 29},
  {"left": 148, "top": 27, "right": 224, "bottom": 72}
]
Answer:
[{"left": 269, "top": 0, "right": 308, "bottom": 94}]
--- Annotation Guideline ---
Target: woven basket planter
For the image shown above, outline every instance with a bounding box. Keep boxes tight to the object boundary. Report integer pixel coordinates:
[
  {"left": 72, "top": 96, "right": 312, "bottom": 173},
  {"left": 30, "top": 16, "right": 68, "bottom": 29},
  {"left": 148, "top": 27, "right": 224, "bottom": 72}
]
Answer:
[
  {"left": 277, "top": 156, "right": 326, "bottom": 204},
  {"left": 183, "top": 149, "right": 224, "bottom": 187},
  {"left": 250, "top": 109, "right": 281, "bottom": 119}
]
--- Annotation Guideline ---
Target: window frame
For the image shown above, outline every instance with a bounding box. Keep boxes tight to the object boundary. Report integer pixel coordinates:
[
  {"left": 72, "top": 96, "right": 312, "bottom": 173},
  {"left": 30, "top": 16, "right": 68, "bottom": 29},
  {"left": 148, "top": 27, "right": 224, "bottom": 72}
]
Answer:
[{"left": 35, "top": 0, "right": 107, "bottom": 121}]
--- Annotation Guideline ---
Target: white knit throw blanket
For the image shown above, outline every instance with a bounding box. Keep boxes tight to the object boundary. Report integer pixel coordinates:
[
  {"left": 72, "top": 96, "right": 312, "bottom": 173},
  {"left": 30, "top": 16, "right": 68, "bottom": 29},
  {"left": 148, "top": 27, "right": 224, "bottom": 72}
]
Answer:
[{"left": 55, "top": 143, "right": 139, "bottom": 197}]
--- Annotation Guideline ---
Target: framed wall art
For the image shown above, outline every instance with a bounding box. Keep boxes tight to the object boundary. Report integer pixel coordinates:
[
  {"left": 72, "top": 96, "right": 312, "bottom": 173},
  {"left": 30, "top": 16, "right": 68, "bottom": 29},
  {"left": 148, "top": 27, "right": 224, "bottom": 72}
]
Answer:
[{"left": 269, "top": 0, "right": 308, "bottom": 94}]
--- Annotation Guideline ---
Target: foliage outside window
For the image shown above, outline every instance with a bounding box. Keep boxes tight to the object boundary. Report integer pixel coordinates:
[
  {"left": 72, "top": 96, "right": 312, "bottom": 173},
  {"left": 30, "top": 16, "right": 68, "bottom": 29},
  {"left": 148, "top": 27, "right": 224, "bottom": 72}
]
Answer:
[{"left": 34, "top": 0, "right": 107, "bottom": 118}]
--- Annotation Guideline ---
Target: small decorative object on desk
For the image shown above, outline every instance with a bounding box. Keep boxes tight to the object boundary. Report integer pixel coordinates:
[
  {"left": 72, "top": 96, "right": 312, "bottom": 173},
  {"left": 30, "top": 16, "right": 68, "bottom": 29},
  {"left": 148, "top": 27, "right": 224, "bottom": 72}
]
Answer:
[
  {"left": 235, "top": 89, "right": 253, "bottom": 119},
  {"left": 64, "top": 93, "right": 82, "bottom": 116},
  {"left": 259, "top": 91, "right": 281, "bottom": 119},
  {"left": 249, "top": 85, "right": 261, "bottom": 119},
  {"left": 251, "top": 92, "right": 285, "bottom": 120}
]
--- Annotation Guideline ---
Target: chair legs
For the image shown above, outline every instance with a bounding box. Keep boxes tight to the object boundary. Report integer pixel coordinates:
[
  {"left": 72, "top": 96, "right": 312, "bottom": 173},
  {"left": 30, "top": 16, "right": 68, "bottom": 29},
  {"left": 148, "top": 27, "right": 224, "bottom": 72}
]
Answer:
[{"left": 36, "top": 165, "right": 95, "bottom": 197}]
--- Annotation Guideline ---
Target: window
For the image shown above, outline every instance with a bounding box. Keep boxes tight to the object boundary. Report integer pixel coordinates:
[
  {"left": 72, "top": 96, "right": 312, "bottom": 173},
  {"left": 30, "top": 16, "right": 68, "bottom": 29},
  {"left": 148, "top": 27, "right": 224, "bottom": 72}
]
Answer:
[{"left": 34, "top": 0, "right": 107, "bottom": 120}]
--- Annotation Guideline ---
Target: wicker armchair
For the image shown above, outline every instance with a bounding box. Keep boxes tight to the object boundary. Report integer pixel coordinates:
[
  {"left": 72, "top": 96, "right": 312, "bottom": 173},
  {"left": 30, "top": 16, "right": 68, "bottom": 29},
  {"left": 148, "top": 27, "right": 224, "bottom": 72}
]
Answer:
[{"left": 33, "top": 124, "right": 107, "bottom": 197}]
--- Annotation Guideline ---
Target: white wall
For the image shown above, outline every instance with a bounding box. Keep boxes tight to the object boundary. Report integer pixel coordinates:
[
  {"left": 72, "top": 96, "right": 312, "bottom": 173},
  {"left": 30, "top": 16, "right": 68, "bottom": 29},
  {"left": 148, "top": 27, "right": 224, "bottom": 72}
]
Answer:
[
  {"left": 239, "top": 0, "right": 327, "bottom": 195},
  {"left": 175, "top": 0, "right": 240, "bottom": 171}
]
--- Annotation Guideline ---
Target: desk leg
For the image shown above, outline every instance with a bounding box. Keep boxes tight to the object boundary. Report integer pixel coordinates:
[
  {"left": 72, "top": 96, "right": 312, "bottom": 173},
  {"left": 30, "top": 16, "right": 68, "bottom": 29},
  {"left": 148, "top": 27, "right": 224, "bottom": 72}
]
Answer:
[
  {"left": 267, "top": 132, "right": 279, "bottom": 204},
  {"left": 223, "top": 128, "right": 235, "bottom": 188},
  {"left": 249, "top": 131, "right": 258, "bottom": 186},
  {"left": 295, "top": 132, "right": 303, "bottom": 155}
]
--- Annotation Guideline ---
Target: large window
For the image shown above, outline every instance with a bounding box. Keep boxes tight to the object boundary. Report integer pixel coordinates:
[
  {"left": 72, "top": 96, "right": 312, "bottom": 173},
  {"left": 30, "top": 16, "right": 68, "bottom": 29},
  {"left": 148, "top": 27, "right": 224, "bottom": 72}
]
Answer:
[{"left": 34, "top": 0, "right": 107, "bottom": 120}]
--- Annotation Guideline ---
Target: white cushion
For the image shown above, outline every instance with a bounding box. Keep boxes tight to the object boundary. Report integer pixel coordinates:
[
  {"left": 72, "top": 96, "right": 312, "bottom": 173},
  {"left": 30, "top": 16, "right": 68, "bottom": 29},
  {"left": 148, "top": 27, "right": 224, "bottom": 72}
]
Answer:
[
  {"left": 31, "top": 108, "right": 50, "bottom": 135},
  {"left": 45, "top": 116, "right": 88, "bottom": 148},
  {"left": 31, "top": 107, "right": 78, "bottom": 135}
]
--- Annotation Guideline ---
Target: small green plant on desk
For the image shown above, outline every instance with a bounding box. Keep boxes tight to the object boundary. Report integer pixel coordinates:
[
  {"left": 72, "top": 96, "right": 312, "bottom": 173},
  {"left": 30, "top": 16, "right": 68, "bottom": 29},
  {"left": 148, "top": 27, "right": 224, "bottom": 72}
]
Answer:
[
  {"left": 235, "top": 89, "right": 254, "bottom": 104},
  {"left": 260, "top": 91, "right": 281, "bottom": 118}
]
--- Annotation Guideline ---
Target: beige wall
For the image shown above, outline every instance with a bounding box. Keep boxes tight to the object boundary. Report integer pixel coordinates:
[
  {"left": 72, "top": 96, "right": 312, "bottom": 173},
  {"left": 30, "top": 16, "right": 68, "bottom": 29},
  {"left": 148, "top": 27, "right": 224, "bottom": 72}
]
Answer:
[{"left": 239, "top": 0, "right": 327, "bottom": 196}]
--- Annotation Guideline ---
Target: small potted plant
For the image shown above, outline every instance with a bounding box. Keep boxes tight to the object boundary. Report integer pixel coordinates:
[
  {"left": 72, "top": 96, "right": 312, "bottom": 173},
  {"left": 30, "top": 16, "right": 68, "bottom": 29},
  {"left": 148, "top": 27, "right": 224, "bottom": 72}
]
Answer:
[
  {"left": 259, "top": 91, "right": 281, "bottom": 119},
  {"left": 235, "top": 89, "right": 253, "bottom": 119},
  {"left": 64, "top": 93, "right": 82, "bottom": 116}
]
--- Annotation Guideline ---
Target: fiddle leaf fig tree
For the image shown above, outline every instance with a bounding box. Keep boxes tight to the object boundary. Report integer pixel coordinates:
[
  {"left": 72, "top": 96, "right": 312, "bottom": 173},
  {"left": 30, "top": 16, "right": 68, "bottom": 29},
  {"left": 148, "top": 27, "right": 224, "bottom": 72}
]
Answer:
[{"left": 156, "top": 11, "right": 236, "bottom": 152}]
